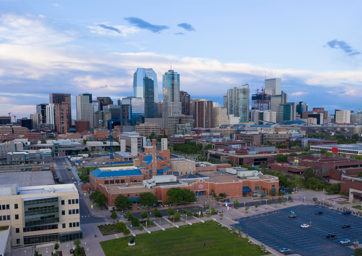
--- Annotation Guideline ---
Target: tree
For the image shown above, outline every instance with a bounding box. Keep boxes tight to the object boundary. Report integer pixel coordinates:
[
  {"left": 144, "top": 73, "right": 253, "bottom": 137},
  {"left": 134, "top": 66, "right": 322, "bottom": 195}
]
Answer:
[
  {"left": 358, "top": 172, "right": 362, "bottom": 177},
  {"left": 166, "top": 188, "right": 196, "bottom": 204},
  {"left": 115, "top": 195, "right": 132, "bottom": 210},
  {"left": 354, "top": 248, "right": 362, "bottom": 256},
  {"left": 89, "top": 190, "right": 107, "bottom": 208},
  {"left": 111, "top": 210, "right": 117, "bottom": 219},
  {"left": 34, "top": 251, "right": 40, "bottom": 256},
  {"left": 275, "top": 154, "right": 288, "bottom": 163},
  {"left": 141, "top": 212, "right": 149, "bottom": 219},
  {"left": 131, "top": 216, "right": 140, "bottom": 227},
  {"left": 269, "top": 190, "right": 276, "bottom": 196},
  {"left": 116, "top": 222, "right": 126, "bottom": 232},
  {"left": 234, "top": 200, "right": 240, "bottom": 208},
  {"left": 168, "top": 207, "right": 175, "bottom": 215},
  {"left": 303, "top": 168, "right": 315, "bottom": 181},
  {"left": 139, "top": 192, "right": 158, "bottom": 207},
  {"left": 154, "top": 208, "right": 162, "bottom": 217},
  {"left": 173, "top": 212, "right": 181, "bottom": 222},
  {"left": 326, "top": 183, "right": 340, "bottom": 194}
]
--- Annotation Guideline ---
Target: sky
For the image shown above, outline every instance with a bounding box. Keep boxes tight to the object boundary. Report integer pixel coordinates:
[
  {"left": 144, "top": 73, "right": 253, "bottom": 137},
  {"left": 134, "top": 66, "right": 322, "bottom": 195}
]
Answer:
[{"left": 0, "top": 0, "right": 361, "bottom": 118}]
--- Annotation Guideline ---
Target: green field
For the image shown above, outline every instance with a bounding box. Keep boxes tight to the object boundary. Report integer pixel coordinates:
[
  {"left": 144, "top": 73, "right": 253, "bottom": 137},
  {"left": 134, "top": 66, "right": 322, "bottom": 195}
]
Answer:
[{"left": 100, "top": 221, "right": 267, "bottom": 256}]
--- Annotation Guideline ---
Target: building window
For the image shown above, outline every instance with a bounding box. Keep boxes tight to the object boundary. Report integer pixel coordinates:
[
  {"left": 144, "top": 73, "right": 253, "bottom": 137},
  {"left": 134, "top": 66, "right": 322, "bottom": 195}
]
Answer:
[
  {"left": 69, "top": 223, "right": 72, "bottom": 228},
  {"left": 62, "top": 223, "right": 65, "bottom": 228},
  {"left": 68, "top": 200, "right": 71, "bottom": 204},
  {"left": 75, "top": 199, "right": 79, "bottom": 204},
  {"left": 14, "top": 204, "right": 18, "bottom": 209},
  {"left": 110, "top": 180, "right": 114, "bottom": 184},
  {"left": 16, "top": 228, "right": 19, "bottom": 233},
  {"left": 15, "top": 214, "right": 19, "bottom": 220},
  {"left": 62, "top": 210, "right": 65, "bottom": 215},
  {"left": 6, "top": 204, "right": 9, "bottom": 210},
  {"left": 16, "top": 239, "right": 20, "bottom": 244},
  {"left": 116, "top": 180, "right": 119, "bottom": 184},
  {"left": 105, "top": 180, "right": 109, "bottom": 184},
  {"left": 61, "top": 200, "right": 65, "bottom": 205},
  {"left": 7, "top": 215, "right": 10, "bottom": 220},
  {"left": 68, "top": 210, "right": 71, "bottom": 215},
  {"left": 121, "top": 180, "right": 124, "bottom": 183}
]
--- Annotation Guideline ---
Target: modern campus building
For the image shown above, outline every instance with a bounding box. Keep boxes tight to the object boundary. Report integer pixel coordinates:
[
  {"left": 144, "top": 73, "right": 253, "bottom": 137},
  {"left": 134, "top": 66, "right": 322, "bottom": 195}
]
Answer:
[{"left": 0, "top": 184, "right": 81, "bottom": 249}]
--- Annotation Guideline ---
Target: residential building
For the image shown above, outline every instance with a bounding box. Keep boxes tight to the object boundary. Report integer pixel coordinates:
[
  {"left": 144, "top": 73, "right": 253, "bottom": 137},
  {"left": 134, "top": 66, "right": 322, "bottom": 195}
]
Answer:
[
  {"left": 191, "top": 99, "right": 214, "bottom": 128},
  {"left": 335, "top": 110, "right": 351, "bottom": 124},
  {"left": 212, "top": 107, "right": 228, "bottom": 127},
  {"left": 180, "top": 91, "right": 191, "bottom": 115},
  {"left": 45, "top": 104, "right": 55, "bottom": 130},
  {"left": 226, "top": 84, "right": 250, "bottom": 122},
  {"left": 49, "top": 93, "right": 72, "bottom": 131},
  {"left": 76, "top": 93, "right": 93, "bottom": 129},
  {"left": 35, "top": 104, "right": 47, "bottom": 129}
]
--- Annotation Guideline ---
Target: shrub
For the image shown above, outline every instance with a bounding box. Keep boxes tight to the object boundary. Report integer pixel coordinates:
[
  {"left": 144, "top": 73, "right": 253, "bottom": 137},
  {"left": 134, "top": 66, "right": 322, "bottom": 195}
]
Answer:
[
  {"left": 173, "top": 212, "right": 181, "bottom": 222},
  {"left": 131, "top": 216, "right": 140, "bottom": 227},
  {"left": 111, "top": 210, "right": 117, "bottom": 219},
  {"left": 168, "top": 207, "right": 175, "bottom": 216},
  {"left": 141, "top": 212, "right": 148, "bottom": 219},
  {"left": 234, "top": 200, "right": 240, "bottom": 208},
  {"left": 154, "top": 208, "right": 162, "bottom": 217}
]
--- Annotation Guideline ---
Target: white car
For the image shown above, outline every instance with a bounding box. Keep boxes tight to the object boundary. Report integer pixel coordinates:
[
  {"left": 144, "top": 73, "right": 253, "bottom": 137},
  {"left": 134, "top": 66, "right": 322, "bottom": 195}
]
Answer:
[
  {"left": 339, "top": 239, "right": 350, "bottom": 245},
  {"left": 300, "top": 223, "right": 310, "bottom": 229}
]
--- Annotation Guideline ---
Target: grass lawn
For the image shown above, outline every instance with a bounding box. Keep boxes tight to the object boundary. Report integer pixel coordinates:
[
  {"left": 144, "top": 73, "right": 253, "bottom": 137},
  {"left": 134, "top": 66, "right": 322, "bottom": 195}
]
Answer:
[
  {"left": 336, "top": 201, "right": 349, "bottom": 205},
  {"left": 352, "top": 205, "right": 362, "bottom": 210},
  {"left": 100, "top": 221, "right": 267, "bottom": 256}
]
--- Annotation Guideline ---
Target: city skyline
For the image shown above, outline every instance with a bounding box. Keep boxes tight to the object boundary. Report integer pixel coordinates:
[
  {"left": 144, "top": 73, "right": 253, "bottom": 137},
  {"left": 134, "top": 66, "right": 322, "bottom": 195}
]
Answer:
[{"left": 1, "top": 0, "right": 362, "bottom": 117}]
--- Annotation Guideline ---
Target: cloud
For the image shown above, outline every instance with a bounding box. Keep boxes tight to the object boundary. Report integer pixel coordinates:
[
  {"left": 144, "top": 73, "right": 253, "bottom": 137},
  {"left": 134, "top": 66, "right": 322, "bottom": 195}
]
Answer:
[
  {"left": 88, "top": 23, "right": 139, "bottom": 37},
  {"left": 291, "top": 91, "right": 307, "bottom": 96},
  {"left": 177, "top": 23, "right": 195, "bottom": 31},
  {"left": 124, "top": 17, "right": 168, "bottom": 33},
  {"left": 326, "top": 39, "right": 360, "bottom": 56},
  {"left": 0, "top": 14, "right": 73, "bottom": 45}
]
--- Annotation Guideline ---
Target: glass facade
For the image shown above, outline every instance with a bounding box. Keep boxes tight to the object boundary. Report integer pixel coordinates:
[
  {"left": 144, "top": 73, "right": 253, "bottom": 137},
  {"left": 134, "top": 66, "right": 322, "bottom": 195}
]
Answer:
[
  {"left": 144, "top": 77, "right": 157, "bottom": 118},
  {"left": 133, "top": 68, "right": 159, "bottom": 103},
  {"left": 23, "top": 197, "right": 59, "bottom": 227}
]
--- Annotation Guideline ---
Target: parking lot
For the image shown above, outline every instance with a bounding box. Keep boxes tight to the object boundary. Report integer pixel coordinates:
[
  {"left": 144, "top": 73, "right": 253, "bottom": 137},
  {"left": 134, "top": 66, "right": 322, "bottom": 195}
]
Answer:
[{"left": 234, "top": 205, "right": 362, "bottom": 256}]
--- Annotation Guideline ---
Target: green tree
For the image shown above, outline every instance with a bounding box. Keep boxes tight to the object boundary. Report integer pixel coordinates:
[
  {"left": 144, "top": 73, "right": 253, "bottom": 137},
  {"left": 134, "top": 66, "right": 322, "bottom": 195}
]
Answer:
[
  {"left": 141, "top": 212, "right": 149, "bottom": 219},
  {"left": 138, "top": 192, "right": 158, "bottom": 207},
  {"left": 154, "top": 208, "right": 162, "bottom": 217},
  {"left": 234, "top": 200, "right": 240, "bottom": 208},
  {"left": 358, "top": 172, "right": 362, "bottom": 177},
  {"left": 54, "top": 242, "right": 59, "bottom": 250},
  {"left": 89, "top": 190, "right": 107, "bottom": 208},
  {"left": 116, "top": 221, "right": 126, "bottom": 232},
  {"left": 166, "top": 188, "right": 196, "bottom": 204},
  {"left": 131, "top": 216, "right": 140, "bottom": 227},
  {"left": 326, "top": 183, "right": 340, "bottom": 194},
  {"left": 111, "top": 210, "right": 117, "bottom": 219},
  {"left": 354, "top": 248, "right": 362, "bottom": 256},
  {"left": 115, "top": 195, "right": 132, "bottom": 210},
  {"left": 269, "top": 190, "right": 276, "bottom": 196},
  {"left": 275, "top": 154, "right": 288, "bottom": 163},
  {"left": 168, "top": 207, "right": 175, "bottom": 215},
  {"left": 303, "top": 168, "right": 315, "bottom": 180},
  {"left": 173, "top": 212, "right": 181, "bottom": 222},
  {"left": 34, "top": 251, "right": 40, "bottom": 256}
]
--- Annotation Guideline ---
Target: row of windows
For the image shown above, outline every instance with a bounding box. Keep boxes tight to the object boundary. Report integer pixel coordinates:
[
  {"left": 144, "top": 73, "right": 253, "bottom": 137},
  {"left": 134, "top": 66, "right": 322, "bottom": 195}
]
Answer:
[
  {"left": 0, "top": 204, "right": 9, "bottom": 210},
  {"left": 69, "top": 209, "right": 79, "bottom": 215},
  {"left": 23, "top": 224, "right": 58, "bottom": 233},
  {"left": 0, "top": 215, "right": 10, "bottom": 221},
  {"left": 24, "top": 197, "right": 57, "bottom": 206},
  {"left": 69, "top": 222, "right": 80, "bottom": 228},
  {"left": 61, "top": 199, "right": 79, "bottom": 205}
]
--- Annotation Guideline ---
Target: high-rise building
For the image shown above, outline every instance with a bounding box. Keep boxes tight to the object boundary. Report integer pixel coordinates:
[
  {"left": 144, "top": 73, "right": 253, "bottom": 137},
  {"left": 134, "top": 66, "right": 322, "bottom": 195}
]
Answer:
[
  {"left": 282, "top": 103, "right": 296, "bottom": 122},
  {"left": 0, "top": 116, "right": 11, "bottom": 125},
  {"left": 50, "top": 93, "right": 71, "bottom": 133},
  {"left": 271, "top": 91, "right": 288, "bottom": 123},
  {"left": 144, "top": 77, "right": 157, "bottom": 118},
  {"left": 212, "top": 107, "right": 228, "bottom": 127},
  {"left": 36, "top": 104, "right": 47, "bottom": 129},
  {"left": 180, "top": 91, "right": 191, "bottom": 115},
  {"left": 302, "top": 108, "right": 328, "bottom": 124},
  {"left": 54, "top": 103, "right": 70, "bottom": 134},
  {"left": 162, "top": 70, "right": 182, "bottom": 130},
  {"left": 191, "top": 99, "right": 214, "bottom": 128},
  {"left": 76, "top": 93, "right": 93, "bottom": 129},
  {"left": 46, "top": 104, "right": 55, "bottom": 130},
  {"left": 351, "top": 111, "right": 362, "bottom": 125},
  {"left": 296, "top": 101, "right": 308, "bottom": 117},
  {"left": 251, "top": 110, "right": 277, "bottom": 124},
  {"left": 265, "top": 78, "right": 281, "bottom": 95},
  {"left": 97, "top": 97, "right": 113, "bottom": 110},
  {"left": 335, "top": 110, "right": 351, "bottom": 124},
  {"left": 133, "top": 68, "right": 159, "bottom": 103},
  {"left": 226, "top": 84, "right": 250, "bottom": 122}
]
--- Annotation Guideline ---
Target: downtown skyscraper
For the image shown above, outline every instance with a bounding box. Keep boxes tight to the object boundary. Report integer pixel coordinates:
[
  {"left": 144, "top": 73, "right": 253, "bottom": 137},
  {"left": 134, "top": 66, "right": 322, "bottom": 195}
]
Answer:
[
  {"left": 133, "top": 68, "right": 159, "bottom": 103},
  {"left": 162, "top": 70, "right": 182, "bottom": 130},
  {"left": 226, "top": 84, "right": 250, "bottom": 122}
]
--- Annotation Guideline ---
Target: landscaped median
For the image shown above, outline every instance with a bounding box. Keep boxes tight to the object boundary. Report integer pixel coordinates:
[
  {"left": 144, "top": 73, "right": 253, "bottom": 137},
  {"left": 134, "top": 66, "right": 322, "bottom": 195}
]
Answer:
[{"left": 100, "top": 221, "right": 269, "bottom": 256}]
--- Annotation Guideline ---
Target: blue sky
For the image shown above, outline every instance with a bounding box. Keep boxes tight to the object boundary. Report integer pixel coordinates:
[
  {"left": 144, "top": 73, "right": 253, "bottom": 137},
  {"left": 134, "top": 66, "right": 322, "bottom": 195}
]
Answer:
[{"left": 0, "top": 0, "right": 361, "bottom": 117}]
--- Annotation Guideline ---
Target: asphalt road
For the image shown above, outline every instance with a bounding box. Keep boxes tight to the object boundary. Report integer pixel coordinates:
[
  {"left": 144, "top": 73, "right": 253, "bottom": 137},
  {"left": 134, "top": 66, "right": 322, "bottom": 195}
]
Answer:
[{"left": 54, "top": 157, "right": 104, "bottom": 224}]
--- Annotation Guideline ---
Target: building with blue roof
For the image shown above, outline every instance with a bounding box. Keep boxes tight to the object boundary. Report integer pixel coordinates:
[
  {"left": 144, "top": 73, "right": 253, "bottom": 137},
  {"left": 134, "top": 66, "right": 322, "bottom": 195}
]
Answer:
[{"left": 90, "top": 166, "right": 144, "bottom": 190}]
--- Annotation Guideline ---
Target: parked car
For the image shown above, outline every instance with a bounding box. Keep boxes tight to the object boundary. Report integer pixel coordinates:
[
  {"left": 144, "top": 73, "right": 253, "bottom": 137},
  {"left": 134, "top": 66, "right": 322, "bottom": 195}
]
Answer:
[
  {"left": 339, "top": 239, "right": 351, "bottom": 245},
  {"left": 326, "top": 233, "right": 336, "bottom": 239},
  {"left": 300, "top": 223, "right": 311, "bottom": 229},
  {"left": 343, "top": 211, "right": 351, "bottom": 215},
  {"left": 279, "top": 248, "right": 292, "bottom": 254},
  {"left": 342, "top": 224, "right": 351, "bottom": 229},
  {"left": 315, "top": 211, "right": 323, "bottom": 215}
]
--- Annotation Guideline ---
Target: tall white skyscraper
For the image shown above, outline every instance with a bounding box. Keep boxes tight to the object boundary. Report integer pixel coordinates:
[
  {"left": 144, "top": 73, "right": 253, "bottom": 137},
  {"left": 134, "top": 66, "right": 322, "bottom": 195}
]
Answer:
[
  {"left": 46, "top": 104, "right": 55, "bottom": 129},
  {"left": 133, "top": 68, "right": 159, "bottom": 103},
  {"left": 76, "top": 93, "right": 94, "bottom": 128},
  {"left": 226, "top": 84, "right": 250, "bottom": 122},
  {"left": 265, "top": 78, "right": 281, "bottom": 95}
]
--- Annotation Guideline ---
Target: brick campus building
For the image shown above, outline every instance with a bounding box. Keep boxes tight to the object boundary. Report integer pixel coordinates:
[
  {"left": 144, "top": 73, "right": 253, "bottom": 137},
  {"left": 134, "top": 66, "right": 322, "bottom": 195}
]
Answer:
[{"left": 88, "top": 166, "right": 279, "bottom": 208}]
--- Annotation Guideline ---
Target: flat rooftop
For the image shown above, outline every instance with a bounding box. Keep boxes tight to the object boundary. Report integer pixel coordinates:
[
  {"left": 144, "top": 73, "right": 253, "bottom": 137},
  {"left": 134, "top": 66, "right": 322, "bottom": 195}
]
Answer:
[
  {"left": 102, "top": 184, "right": 151, "bottom": 194},
  {"left": 0, "top": 171, "right": 54, "bottom": 187},
  {"left": 18, "top": 184, "right": 77, "bottom": 195}
]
